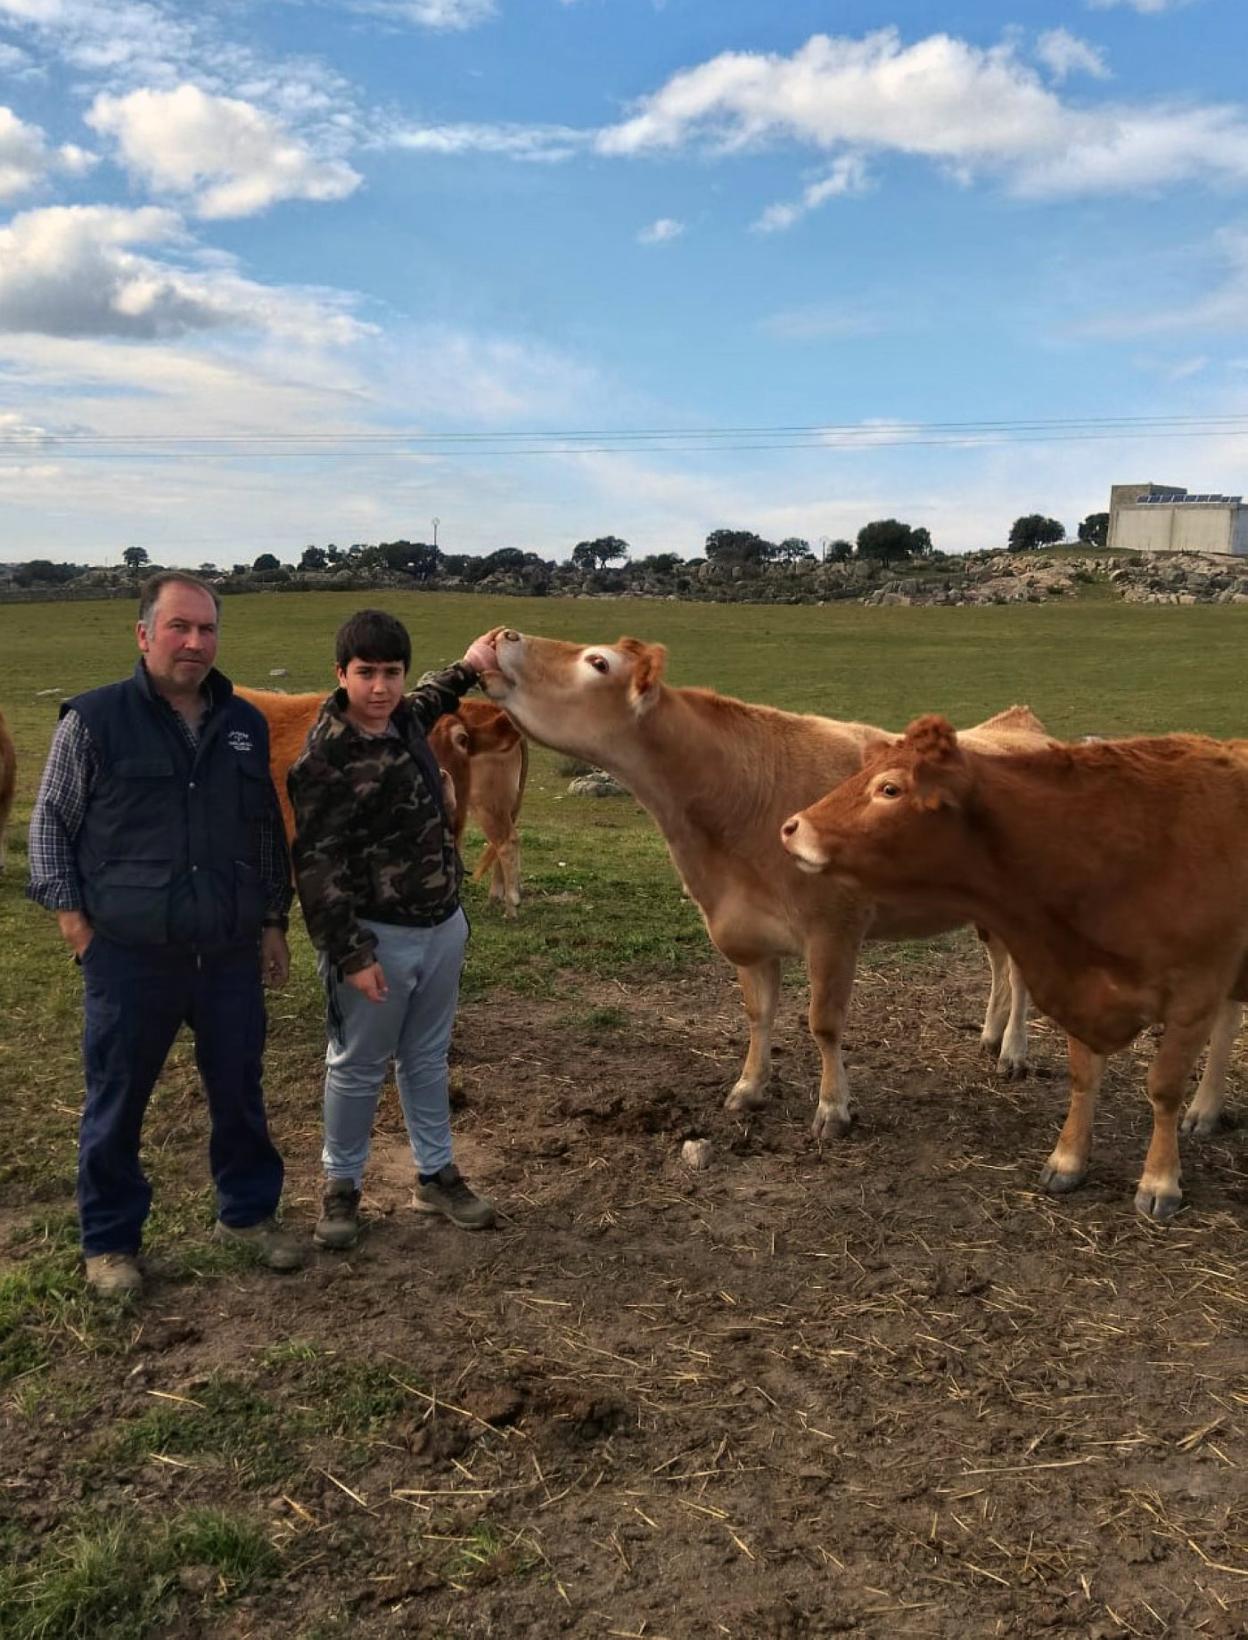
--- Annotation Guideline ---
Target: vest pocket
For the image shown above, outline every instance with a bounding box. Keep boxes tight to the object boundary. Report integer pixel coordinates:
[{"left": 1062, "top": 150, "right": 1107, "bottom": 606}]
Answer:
[
  {"left": 239, "top": 764, "right": 273, "bottom": 818},
  {"left": 233, "top": 859, "right": 266, "bottom": 940},
  {"left": 92, "top": 859, "right": 172, "bottom": 945}
]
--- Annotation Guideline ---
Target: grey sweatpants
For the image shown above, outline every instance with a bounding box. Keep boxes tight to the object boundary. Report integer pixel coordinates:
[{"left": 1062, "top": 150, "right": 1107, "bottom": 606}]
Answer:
[{"left": 318, "top": 910, "right": 468, "bottom": 1186}]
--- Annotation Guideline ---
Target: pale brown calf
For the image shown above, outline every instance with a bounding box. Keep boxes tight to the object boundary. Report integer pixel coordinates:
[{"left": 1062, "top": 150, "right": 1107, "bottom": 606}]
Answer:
[
  {"left": 432, "top": 697, "right": 527, "bottom": 917},
  {"left": 781, "top": 716, "right": 1248, "bottom": 1219},
  {"left": 0, "top": 707, "right": 15, "bottom": 872},
  {"left": 481, "top": 629, "right": 1043, "bottom": 1137}
]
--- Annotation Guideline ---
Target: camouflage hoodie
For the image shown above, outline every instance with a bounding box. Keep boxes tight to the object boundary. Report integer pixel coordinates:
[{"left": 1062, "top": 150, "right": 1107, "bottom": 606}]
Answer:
[{"left": 287, "top": 663, "right": 478, "bottom": 974}]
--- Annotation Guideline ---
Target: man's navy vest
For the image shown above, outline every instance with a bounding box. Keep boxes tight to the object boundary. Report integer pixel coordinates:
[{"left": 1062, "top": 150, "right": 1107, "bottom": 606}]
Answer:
[{"left": 65, "top": 662, "right": 274, "bottom": 949}]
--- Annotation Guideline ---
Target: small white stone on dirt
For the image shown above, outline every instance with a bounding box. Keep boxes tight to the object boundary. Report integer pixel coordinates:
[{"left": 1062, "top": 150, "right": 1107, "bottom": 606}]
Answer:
[
  {"left": 269, "top": 666, "right": 289, "bottom": 677},
  {"left": 681, "top": 1138, "right": 713, "bottom": 1170}
]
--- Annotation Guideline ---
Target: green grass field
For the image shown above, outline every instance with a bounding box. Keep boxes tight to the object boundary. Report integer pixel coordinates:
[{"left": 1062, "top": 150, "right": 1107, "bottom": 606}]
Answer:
[{"left": 1, "top": 589, "right": 1246, "bottom": 1635}]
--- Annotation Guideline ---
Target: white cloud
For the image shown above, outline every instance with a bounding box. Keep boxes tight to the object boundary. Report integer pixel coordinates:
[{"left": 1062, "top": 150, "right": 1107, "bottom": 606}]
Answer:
[
  {"left": 347, "top": 0, "right": 495, "bottom": 26},
  {"left": 760, "top": 305, "right": 879, "bottom": 340},
  {"left": 1035, "top": 29, "right": 1110, "bottom": 81},
  {"left": 1087, "top": 0, "right": 1193, "bottom": 13},
  {"left": 0, "top": 104, "right": 94, "bottom": 198},
  {"left": 1081, "top": 225, "right": 1248, "bottom": 335},
  {"left": 86, "top": 85, "right": 360, "bottom": 218},
  {"left": 752, "top": 152, "right": 870, "bottom": 232},
  {"left": 382, "top": 120, "right": 587, "bottom": 162},
  {"left": 0, "top": 204, "right": 368, "bottom": 342},
  {"left": 594, "top": 28, "right": 1248, "bottom": 198},
  {"left": 637, "top": 216, "right": 684, "bottom": 244}
]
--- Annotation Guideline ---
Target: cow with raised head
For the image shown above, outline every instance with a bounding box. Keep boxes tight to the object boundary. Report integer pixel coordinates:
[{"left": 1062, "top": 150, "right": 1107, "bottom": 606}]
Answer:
[
  {"left": 480, "top": 629, "right": 1045, "bottom": 1138},
  {"left": 0, "top": 707, "right": 14, "bottom": 872},
  {"left": 780, "top": 715, "right": 1248, "bottom": 1218}
]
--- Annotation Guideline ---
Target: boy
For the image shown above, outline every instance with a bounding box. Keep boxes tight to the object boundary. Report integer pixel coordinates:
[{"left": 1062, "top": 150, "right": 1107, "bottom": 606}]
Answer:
[{"left": 288, "top": 609, "right": 500, "bottom": 1249}]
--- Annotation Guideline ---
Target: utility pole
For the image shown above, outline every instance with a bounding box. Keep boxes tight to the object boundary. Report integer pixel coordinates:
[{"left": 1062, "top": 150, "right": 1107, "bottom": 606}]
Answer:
[{"left": 431, "top": 517, "right": 440, "bottom": 549}]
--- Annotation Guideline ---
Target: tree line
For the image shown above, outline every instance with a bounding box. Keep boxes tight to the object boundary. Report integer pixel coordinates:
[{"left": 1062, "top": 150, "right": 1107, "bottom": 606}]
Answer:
[{"left": 7, "top": 511, "right": 1113, "bottom": 589}]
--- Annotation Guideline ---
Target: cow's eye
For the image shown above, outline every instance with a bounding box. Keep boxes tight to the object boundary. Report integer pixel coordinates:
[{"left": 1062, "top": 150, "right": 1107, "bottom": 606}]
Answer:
[
  {"left": 585, "top": 654, "right": 609, "bottom": 674},
  {"left": 879, "top": 782, "right": 901, "bottom": 799}
]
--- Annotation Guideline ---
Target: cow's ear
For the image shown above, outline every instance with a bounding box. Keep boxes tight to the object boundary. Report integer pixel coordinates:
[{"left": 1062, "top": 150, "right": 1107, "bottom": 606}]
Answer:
[
  {"left": 905, "top": 714, "right": 967, "bottom": 810},
  {"left": 626, "top": 641, "right": 667, "bottom": 715}
]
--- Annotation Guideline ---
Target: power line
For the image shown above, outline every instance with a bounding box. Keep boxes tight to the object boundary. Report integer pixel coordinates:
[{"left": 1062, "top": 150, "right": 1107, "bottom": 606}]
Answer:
[{"left": 3, "top": 412, "right": 1247, "bottom": 459}]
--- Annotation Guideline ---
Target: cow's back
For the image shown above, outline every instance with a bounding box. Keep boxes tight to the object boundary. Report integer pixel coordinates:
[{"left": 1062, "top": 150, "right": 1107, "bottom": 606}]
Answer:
[{"left": 234, "top": 688, "right": 325, "bottom": 842}]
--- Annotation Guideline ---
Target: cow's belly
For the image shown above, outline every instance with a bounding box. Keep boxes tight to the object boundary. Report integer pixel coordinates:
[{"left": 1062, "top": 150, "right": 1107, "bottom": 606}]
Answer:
[{"left": 865, "top": 901, "right": 967, "bottom": 942}]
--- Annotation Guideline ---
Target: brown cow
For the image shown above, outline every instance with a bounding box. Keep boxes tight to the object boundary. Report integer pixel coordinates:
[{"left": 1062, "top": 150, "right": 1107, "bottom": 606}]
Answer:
[
  {"left": 0, "top": 707, "right": 15, "bottom": 872},
  {"left": 780, "top": 715, "right": 1248, "bottom": 1219},
  {"left": 481, "top": 629, "right": 1044, "bottom": 1138},
  {"left": 236, "top": 687, "right": 526, "bottom": 908}
]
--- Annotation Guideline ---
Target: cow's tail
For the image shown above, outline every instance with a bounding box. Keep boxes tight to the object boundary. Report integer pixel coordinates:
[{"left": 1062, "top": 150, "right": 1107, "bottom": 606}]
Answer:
[
  {"left": 472, "top": 844, "right": 497, "bottom": 883},
  {"left": 513, "top": 735, "right": 529, "bottom": 821}
]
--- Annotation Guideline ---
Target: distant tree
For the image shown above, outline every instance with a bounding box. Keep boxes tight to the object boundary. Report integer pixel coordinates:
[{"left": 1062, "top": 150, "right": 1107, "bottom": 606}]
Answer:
[
  {"left": 1078, "top": 512, "right": 1110, "bottom": 550},
  {"left": 479, "top": 548, "right": 529, "bottom": 576},
  {"left": 232, "top": 564, "right": 248, "bottom": 576},
  {"left": 380, "top": 540, "right": 441, "bottom": 580},
  {"left": 776, "top": 536, "right": 814, "bottom": 569},
  {"left": 637, "top": 552, "right": 683, "bottom": 576},
  {"left": 571, "top": 535, "right": 630, "bottom": 572},
  {"left": 300, "top": 545, "right": 327, "bottom": 571},
  {"left": 122, "top": 545, "right": 149, "bottom": 571},
  {"left": 704, "top": 528, "right": 776, "bottom": 565},
  {"left": 16, "top": 559, "right": 81, "bottom": 586},
  {"left": 1008, "top": 514, "right": 1065, "bottom": 552},
  {"left": 856, "top": 519, "right": 932, "bottom": 563},
  {"left": 326, "top": 544, "right": 341, "bottom": 561},
  {"left": 252, "top": 552, "right": 281, "bottom": 571},
  {"left": 198, "top": 562, "right": 218, "bottom": 575},
  {"left": 824, "top": 538, "right": 853, "bottom": 563}
]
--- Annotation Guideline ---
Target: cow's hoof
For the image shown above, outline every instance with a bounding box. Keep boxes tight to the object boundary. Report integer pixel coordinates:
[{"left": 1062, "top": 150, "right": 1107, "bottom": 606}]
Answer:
[
  {"left": 811, "top": 1105, "right": 853, "bottom": 1142},
  {"left": 1180, "top": 1109, "right": 1223, "bottom": 1138},
  {"left": 996, "top": 1056, "right": 1028, "bottom": 1082},
  {"left": 724, "top": 1086, "right": 765, "bottom": 1115},
  {"left": 981, "top": 1035, "right": 1002, "bottom": 1059},
  {"left": 1134, "top": 1186, "right": 1182, "bottom": 1222},
  {"left": 1038, "top": 1162, "right": 1086, "bottom": 1195}
]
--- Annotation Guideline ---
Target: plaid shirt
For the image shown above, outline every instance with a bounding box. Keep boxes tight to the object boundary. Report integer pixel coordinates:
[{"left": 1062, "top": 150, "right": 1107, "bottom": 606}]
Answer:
[{"left": 28, "top": 700, "right": 292, "bottom": 924}]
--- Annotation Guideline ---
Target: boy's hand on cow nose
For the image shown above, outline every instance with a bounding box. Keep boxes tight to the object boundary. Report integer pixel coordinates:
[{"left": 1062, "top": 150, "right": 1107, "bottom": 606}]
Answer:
[
  {"left": 346, "top": 962, "right": 389, "bottom": 1004},
  {"left": 462, "top": 633, "right": 500, "bottom": 675}
]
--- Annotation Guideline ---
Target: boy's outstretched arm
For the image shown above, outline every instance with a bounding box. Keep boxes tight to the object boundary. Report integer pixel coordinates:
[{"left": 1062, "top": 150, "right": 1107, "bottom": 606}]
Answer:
[{"left": 406, "top": 634, "right": 500, "bottom": 731}]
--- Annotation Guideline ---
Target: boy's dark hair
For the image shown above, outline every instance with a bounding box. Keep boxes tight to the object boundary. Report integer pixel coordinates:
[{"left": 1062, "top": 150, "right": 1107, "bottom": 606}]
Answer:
[{"left": 335, "top": 608, "right": 412, "bottom": 673}]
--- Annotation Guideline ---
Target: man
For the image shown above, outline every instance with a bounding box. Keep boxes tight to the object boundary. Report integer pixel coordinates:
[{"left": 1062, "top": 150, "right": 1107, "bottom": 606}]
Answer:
[{"left": 28, "top": 571, "right": 301, "bottom": 1296}]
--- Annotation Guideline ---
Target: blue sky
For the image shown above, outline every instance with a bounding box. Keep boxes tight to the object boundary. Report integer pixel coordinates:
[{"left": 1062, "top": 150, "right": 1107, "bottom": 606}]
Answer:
[{"left": 0, "top": 0, "right": 1246, "bottom": 563}]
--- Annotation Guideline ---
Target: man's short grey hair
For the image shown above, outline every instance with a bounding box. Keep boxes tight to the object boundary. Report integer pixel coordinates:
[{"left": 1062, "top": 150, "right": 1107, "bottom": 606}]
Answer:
[{"left": 138, "top": 571, "right": 222, "bottom": 629}]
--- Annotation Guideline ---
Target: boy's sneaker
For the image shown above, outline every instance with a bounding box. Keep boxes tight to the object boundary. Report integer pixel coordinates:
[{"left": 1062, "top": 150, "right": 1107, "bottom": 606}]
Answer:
[
  {"left": 84, "top": 1253, "right": 142, "bottom": 1297},
  {"left": 413, "top": 1164, "right": 495, "bottom": 1230},
  {"left": 213, "top": 1217, "right": 304, "bottom": 1271},
  {"left": 315, "top": 1181, "right": 362, "bottom": 1250}
]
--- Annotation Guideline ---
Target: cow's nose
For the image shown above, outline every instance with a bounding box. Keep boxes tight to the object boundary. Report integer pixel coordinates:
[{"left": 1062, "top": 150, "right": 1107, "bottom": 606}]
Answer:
[{"left": 780, "top": 817, "right": 798, "bottom": 839}]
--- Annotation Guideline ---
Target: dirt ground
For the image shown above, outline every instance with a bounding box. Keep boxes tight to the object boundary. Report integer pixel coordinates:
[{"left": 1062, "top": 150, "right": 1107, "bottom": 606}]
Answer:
[{"left": 6, "top": 937, "right": 1248, "bottom": 1638}]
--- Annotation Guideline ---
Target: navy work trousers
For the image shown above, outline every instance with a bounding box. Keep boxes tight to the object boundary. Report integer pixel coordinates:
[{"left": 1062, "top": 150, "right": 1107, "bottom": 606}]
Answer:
[{"left": 78, "top": 934, "right": 284, "bottom": 1257}]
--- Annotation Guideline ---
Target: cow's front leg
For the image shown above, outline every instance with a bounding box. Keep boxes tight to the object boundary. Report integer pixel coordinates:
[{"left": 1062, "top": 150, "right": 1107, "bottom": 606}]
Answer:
[
  {"left": 1137, "top": 1015, "right": 1214, "bottom": 1221},
  {"left": 724, "top": 957, "right": 782, "bottom": 1113},
  {"left": 1039, "top": 1037, "right": 1105, "bottom": 1194},
  {"left": 979, "top": 933, "right": 1029, "bottom": 1078},
  {"left": 807, "top": 935, "right": 861, "bottom": 1141},
  {"left": 1181, "top": 999, "right": 1242, "bottom": 1137}
]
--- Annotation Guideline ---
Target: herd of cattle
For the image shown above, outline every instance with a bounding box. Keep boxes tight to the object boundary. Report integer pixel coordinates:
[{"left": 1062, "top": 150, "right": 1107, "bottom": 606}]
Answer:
[{"left": 4, "top": 628, "right": 1244, "bottom": 1224}]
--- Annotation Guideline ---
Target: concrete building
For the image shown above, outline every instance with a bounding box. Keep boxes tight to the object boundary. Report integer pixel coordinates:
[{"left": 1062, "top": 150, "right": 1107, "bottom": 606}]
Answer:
[{"left": 1108, "top": 482, "right": 1248, "bottom": 556}]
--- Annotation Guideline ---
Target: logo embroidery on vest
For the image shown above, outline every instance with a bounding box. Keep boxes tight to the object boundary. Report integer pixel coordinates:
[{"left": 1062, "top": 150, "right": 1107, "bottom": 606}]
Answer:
[{"left": 227, "top": 728, "right": 254, "bottom": 754}]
